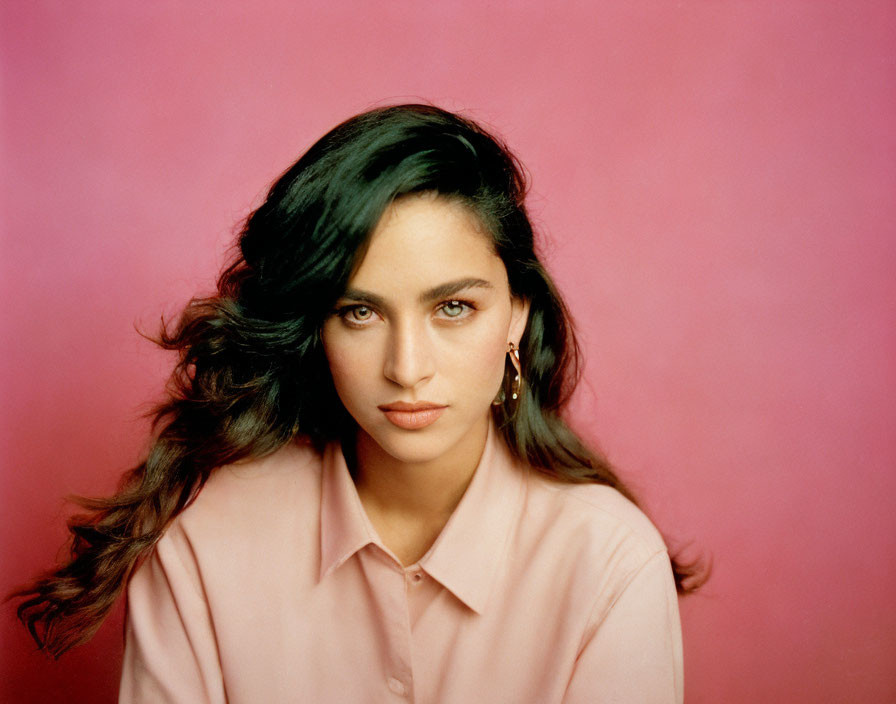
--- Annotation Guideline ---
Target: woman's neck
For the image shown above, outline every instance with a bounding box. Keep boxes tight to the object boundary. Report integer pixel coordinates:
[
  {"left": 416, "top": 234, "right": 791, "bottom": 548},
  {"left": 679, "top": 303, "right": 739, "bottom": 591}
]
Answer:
[{"left": 349, "top": 416, "right": 489, "bottom": 564}]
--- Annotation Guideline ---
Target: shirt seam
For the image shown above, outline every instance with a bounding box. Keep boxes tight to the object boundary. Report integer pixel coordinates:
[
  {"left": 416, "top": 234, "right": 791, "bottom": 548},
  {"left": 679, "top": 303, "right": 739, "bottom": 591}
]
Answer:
[
  {"left": 170, "top": 526, "right": 229, "bottom": 700},
  {"left": 575, "top": 548, "right": 670, "bottom": 656},
  {"left": 545, "top": 483, "right": 666, "bottom": 552},
  {"left": 150, "top": 526, "right": 228, "bottom": 702}
]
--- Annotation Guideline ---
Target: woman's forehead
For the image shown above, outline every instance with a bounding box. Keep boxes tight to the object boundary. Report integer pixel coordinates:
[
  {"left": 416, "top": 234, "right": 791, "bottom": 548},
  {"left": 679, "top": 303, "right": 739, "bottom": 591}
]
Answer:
[
  {"left": 344, "top": 195, "right": 506, "bottom": 295},
  {"left": 377, "top": 191, "right": 490, "bottom": 239}
]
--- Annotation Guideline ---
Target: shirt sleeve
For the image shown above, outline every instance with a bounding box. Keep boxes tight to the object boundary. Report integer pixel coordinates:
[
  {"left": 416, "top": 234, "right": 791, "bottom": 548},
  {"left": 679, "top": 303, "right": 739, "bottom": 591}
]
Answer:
[
  {"left": 562, "top": 550, "right": 684, "bottom": 704},
  {"left": 119, "top": 528, "right": 227, "bottom": 704}
]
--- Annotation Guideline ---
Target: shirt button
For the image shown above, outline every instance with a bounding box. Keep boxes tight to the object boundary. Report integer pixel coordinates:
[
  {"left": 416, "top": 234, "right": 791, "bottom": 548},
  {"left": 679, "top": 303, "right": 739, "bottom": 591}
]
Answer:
[
  {"left": 387, "top": 677, "right": 407, "bottom": 696},
  {"left": 410, "top": 571, "right": 424, "bottom": 583}
]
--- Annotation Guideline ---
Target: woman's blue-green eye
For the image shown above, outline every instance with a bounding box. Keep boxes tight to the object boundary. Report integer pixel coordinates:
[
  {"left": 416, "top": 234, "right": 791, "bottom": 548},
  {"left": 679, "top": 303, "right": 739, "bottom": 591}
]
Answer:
[{"left": 441, "top": 301, "right": 467, "bottom": 317}]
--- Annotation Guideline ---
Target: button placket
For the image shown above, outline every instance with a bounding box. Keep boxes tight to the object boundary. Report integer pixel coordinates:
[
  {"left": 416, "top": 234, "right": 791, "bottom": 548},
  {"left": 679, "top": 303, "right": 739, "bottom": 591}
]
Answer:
[{"left": 379, "top": 560, "right": 412, "bottom": 700}]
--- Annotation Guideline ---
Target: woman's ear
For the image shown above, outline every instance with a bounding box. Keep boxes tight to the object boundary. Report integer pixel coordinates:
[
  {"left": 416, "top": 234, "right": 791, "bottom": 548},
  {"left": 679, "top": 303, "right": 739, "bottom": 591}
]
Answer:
[{"left": 509, "top": 296, "right": 531, "bottom": 346}]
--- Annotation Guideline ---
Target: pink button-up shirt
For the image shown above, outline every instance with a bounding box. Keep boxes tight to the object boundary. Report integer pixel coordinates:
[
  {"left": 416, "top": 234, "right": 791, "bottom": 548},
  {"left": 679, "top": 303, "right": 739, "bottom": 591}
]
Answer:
[{"left": 120, "top": 416, "right": 683, "bottom": 703}]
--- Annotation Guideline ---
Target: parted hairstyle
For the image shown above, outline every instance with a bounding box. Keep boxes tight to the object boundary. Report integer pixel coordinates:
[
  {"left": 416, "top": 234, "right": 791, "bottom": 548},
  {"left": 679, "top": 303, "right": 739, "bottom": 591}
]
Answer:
[{"left": 12, "top": 103, "right": 707, "bottom": 657}]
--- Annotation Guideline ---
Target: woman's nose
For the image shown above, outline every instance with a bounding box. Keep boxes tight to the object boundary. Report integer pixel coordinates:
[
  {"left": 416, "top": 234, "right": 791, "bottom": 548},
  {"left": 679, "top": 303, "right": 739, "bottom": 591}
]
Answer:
[{"left": 382, "top": 319, "right": 436, "bottom": 389}]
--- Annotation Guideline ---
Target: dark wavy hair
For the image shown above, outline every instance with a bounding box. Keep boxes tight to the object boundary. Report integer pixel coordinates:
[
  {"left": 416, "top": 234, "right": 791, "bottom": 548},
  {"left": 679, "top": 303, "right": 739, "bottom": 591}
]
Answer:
[{"left": 11, "top": 103, "right": 707, "bottom": 657}]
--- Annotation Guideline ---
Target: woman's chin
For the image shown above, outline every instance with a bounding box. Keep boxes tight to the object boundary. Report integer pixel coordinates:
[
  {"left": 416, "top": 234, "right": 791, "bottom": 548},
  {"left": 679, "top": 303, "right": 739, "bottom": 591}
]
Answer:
[
  {"left": 353, "top": 419, "right": 457, "bottom": 466},
  {"left": 360, "top": 428, "right": 454, "bottom": 467}
]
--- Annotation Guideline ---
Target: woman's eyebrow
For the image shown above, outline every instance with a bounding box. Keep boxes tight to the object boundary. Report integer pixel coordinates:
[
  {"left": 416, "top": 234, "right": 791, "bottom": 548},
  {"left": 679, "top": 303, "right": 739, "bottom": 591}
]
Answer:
[
  {"left": 421, "top": 277, "right": 493, "bottom": 302},
  {"left": 341, "top": 277, "right": 493, "bottom": 307}
]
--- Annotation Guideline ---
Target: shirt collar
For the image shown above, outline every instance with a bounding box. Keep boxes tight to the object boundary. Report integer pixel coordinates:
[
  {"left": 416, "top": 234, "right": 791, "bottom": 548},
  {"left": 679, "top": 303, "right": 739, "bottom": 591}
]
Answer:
[{"left": 318, "top": 415, "right": 527, "bottom": 615}]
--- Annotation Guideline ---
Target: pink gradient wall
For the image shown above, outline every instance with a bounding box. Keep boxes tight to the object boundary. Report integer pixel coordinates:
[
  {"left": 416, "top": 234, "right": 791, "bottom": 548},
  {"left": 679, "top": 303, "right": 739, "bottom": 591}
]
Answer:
[{"left": 2, "top": 2, "right": 894, "bottom": 702}]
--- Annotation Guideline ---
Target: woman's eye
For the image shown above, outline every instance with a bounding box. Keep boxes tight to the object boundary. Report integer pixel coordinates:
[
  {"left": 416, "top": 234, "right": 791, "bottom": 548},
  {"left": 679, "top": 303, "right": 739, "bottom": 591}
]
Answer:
[
  {"left": 334, "top": 300, "right": 474, "bottom": 326},
  {"left": 336, "top": 305, "right": 378, "bottom": 326},
  {"left": 439, "top": 300, "right": 473, "bottom": 318},
  {"left": 349, "top": 306, "right": 373, "bottom": 321}
]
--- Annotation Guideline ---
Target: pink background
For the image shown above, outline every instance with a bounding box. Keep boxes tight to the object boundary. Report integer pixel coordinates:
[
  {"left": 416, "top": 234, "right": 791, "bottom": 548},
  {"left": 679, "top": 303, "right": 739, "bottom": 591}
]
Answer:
[{"left": 2, "top": 2, "right": 895, "bottom": 702}]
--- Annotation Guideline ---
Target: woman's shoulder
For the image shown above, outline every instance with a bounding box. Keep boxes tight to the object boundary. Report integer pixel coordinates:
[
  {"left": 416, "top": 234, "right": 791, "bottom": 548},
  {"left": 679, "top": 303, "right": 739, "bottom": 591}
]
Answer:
[
  {"left": 167, "top": 437, "right": 324, "bottom": 542},
  {"left": 521, "top": 470, "right": 669, "bottom": 566},
  {"left": 500, "top": 468, "right": 675, "bottom": 629},
  {"left": 130, "top": 439, "right": 326, "bottom": 604}
]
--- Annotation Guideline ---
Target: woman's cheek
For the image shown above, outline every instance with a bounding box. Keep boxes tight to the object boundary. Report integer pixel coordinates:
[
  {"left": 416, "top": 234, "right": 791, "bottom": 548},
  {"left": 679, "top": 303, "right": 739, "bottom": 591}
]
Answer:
[
  {"left": 328, "top": 345, "right": 375, "bottom": 390},
  {"left": 322, "top": 331, "right": 367, "bottom": 392},
  {"left": 449, "top": 324, "right": 510, "bottom": 390}
]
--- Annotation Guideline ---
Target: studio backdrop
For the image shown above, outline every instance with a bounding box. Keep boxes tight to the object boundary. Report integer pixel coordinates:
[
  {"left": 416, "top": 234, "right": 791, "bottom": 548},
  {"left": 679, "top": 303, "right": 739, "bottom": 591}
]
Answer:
[{"left": 2, "top": 2, "right": 895, "bottom": 702}]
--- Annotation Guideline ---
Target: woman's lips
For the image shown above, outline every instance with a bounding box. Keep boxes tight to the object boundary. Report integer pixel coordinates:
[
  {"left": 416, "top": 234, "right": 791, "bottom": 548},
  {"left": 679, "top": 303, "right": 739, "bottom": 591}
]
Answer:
[{"left": 379, "top": 403, "right": 447, "bottom": 430}]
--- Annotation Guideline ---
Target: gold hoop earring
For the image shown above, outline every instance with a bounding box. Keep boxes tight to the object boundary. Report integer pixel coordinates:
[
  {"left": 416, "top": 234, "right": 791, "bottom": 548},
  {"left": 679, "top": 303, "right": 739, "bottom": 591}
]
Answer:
[
  {"left": 491, "top": 342, "right": 523, "bottom": 407},
  {"left": 507, "top": 341, "right": 523, "bottom": 401}
]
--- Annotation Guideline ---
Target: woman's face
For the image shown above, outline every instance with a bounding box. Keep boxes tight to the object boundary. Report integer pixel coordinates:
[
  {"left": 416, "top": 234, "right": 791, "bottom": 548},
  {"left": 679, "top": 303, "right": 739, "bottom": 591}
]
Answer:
[{"left": 320, "top": 192, "right": 529, "bottom": 466}]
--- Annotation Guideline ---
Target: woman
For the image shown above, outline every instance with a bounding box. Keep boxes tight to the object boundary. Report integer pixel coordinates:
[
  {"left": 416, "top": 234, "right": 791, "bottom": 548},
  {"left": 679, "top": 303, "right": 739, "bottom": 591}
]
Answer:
[{"left": 15, "top": 104, "right": 705, "bottom": 702}]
